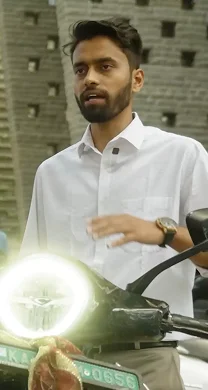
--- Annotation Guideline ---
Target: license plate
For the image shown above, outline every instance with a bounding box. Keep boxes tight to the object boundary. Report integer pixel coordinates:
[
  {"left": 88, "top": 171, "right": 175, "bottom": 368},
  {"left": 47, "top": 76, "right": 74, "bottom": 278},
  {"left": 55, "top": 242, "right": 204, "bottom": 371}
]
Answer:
[{"left": 0, "top": 344, "right": 141, "bottom": 390}]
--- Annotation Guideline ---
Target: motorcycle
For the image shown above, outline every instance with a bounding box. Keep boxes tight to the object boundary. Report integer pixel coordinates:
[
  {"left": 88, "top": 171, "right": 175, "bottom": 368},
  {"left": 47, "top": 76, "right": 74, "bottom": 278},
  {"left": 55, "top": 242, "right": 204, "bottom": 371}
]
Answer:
[
  {"left": 177, "top": 273, "right": 208, "bottom": 390},
  {"left": 0, "top": 209, "right": 208, "bottom": 389},
  {"left": 193, "top": 273, "right": 208, "bottom": 321}
]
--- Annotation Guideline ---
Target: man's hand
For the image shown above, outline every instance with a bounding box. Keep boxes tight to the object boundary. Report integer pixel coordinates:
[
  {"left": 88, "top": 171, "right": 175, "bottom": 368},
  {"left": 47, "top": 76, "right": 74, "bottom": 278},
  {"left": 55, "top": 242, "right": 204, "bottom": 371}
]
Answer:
[{"left": 87, "top": 214, "right": 164, "bottom": 248}]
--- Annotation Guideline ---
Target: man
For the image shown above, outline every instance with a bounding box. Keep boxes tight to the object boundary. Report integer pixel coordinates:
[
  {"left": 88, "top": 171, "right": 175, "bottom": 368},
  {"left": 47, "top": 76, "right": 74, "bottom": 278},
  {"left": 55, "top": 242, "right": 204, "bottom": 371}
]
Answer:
[{"left": 20, "top": 18, "right": 208, "bottom": 390}]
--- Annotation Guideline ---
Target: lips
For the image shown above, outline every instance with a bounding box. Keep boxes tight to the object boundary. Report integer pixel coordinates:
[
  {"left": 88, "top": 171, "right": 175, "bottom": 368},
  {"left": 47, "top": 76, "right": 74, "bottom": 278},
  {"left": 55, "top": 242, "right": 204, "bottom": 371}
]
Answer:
[
  {"left": 83, "top": 90, "right": 107, "bottom": 102},
  {"left": 85, "top": 97, "right": 106, "bottom": 106}
]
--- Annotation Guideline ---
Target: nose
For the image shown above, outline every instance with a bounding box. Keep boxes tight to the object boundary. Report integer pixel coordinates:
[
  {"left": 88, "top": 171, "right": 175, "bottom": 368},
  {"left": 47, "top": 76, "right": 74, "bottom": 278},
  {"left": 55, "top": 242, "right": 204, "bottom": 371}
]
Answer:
[{"left": 84, "top": 68, "right": 99, "bottom": 87}]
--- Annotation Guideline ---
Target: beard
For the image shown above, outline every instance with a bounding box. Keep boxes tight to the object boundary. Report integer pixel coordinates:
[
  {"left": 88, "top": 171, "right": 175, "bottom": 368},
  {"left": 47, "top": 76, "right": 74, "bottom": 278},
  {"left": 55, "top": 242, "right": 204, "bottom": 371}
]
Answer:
[{"left": 75, "top": 79, "right": 132, "bottom": 123}]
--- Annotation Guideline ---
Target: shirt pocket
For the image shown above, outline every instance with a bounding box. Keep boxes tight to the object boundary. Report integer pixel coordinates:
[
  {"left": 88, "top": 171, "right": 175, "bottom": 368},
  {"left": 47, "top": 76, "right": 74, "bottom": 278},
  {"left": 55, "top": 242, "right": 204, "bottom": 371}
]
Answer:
[
  {"left": 143, "top": 196, "right": 171, "bottom": 219},
  {"left": 120, "top": 196, "right": 171, "bottom": 254},
  {"left": 70, "top": 205, "right": 92, "bottom": 243}
]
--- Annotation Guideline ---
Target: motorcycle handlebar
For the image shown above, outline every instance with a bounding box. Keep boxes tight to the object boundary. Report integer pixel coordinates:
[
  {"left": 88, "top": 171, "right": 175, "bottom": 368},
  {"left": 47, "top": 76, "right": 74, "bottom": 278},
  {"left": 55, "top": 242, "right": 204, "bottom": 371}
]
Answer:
[{"left": 163, "top": 314, "right": 208, "bottom": 339}]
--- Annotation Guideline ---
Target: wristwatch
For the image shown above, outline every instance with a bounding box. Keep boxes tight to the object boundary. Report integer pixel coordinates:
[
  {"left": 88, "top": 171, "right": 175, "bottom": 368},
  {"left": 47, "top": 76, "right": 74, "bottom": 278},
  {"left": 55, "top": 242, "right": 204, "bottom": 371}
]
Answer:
[{"left": 156, "top": 217, "right": 178, "bottom": 248}]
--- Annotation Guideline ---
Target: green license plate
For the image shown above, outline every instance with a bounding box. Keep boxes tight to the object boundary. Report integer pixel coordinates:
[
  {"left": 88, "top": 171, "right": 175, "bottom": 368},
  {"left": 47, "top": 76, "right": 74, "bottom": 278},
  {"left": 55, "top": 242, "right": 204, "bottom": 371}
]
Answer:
[{"left": 0, "top": 344, "right": 141, "bottom": 390}]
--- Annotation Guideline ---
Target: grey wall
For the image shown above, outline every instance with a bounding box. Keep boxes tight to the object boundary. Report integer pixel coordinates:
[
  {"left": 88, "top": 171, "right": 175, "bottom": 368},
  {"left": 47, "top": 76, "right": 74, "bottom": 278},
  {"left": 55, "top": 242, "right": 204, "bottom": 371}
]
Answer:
[
  {"left": 0, "top": 0, "right": 69, "bottom": 241},
  {"left": 0, "top": 28, "right": 19, "bottom": 251}
]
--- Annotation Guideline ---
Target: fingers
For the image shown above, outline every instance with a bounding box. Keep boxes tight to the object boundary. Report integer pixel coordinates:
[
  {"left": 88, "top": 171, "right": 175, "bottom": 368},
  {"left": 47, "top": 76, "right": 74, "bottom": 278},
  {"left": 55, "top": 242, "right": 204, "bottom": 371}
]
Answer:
[
  {"left": 86, "top": 217, "right": 109, "bottom": 238},
  {"left": 87, "top": 215, "right": 128, "bottom": 239},
  {"left": 86, "top": 214, "right": 140, "bottom": 248},
  {"left": 108, "top": 234, "right": 134, "bottom": 248}
]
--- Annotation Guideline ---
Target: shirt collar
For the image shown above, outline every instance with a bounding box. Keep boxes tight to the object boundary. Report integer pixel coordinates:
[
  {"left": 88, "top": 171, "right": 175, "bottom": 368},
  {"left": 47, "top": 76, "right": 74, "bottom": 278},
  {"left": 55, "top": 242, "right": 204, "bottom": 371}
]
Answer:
[{"left": 77, "top": 112, "right": 145, "bottom": 158}]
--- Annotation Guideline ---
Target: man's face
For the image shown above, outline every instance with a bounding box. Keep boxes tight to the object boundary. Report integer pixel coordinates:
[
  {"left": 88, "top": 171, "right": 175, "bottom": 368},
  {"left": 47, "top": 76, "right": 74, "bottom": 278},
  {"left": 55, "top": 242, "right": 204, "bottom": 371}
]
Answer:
[{"left": 73, "top": 36, "right": 135, "bottom": 123}]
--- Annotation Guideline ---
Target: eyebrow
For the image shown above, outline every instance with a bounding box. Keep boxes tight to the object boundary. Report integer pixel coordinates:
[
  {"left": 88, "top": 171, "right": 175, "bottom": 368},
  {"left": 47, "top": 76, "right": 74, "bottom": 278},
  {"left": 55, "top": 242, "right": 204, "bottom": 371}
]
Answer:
[{"left": 73, "top": 57, "right": 117, "bottom": 69}]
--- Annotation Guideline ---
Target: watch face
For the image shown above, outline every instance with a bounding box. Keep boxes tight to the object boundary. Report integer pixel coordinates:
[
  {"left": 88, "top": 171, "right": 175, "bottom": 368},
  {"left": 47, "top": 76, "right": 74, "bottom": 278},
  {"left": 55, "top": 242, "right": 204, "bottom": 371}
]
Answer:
[{"left": 159, "top": 218, "right": 178, "bottom": 230}]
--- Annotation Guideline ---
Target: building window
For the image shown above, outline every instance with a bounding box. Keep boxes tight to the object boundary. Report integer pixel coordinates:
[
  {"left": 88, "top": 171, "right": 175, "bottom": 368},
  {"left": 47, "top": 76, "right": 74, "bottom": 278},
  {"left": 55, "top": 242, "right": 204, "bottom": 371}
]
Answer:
[
  {"left": 161, "top": 112, "right": 176, "bottom": 127},
  {"left": 206, "top": 26, "right": 208, "bottom": 39},
  {"left": 28, "top": 58, "right": 40, "bottom": 72},
  {"left": 48, "top": 0, "right": 56, "bottom": 5},
  {"left": 28, "top": 104, "right": 39, "bottom": 118},
  {"left": 141, "top": 49, "right": 150, "bottom": 64},
  {"left": 136, "top": 0, "right": 149, "bottom": 5},
  {"left": 24, "top": 12, "right": 39, "bottom": 26},
  {"left": 161, "top": 21, "right": 176, "bottom": 38},
  {"left": 181, "top": 0, "right": 195, "bottom": 10},
  {"left": 47, "top": 35, "right": 59, "bottom": 51},
  {"left": 181, "top": 51, "right": 196, "bottom": 67},
  {"left": 90, "top": 0, "right": 102, "bottom": 2},
  {"left": 48, "top": 83, "right": 59, "bottom": 97},
  {"left": 47, "top": 143, "right": 58, "bottom": 157}
]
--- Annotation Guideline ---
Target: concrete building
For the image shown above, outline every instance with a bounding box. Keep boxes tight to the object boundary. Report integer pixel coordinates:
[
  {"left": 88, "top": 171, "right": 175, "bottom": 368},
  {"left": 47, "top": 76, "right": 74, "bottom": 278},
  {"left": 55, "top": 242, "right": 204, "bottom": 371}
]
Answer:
[
  {"left": 0, "top": 0, "right": 208, "bottom": 252},
  {"left": 0, "top": 34, "right": 19, "bottom": 252},
  {"left": 0, "top": 0, "right": 69, "bottom": 251}
]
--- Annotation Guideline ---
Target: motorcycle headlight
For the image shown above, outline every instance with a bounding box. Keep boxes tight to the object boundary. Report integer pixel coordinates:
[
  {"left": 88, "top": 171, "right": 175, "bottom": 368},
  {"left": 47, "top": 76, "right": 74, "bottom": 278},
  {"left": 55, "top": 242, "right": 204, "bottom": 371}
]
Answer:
[{"left": 0, "top": 253, "right": 93, "bottom": 339}]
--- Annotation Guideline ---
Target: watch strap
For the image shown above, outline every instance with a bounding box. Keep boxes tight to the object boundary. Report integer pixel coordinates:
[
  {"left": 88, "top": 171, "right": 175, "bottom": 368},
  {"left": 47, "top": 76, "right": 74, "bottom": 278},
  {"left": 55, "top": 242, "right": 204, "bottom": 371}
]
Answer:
[{"left": 159, "top": 230, "right": 176, "bottom": 248}]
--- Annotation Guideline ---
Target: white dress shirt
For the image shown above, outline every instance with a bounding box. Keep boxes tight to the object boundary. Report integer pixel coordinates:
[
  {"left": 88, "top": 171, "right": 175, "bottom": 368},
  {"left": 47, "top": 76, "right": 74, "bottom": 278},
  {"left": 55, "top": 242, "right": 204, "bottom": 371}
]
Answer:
[{"left": 20, "top": 113, "right": 208, "bottom": 340}]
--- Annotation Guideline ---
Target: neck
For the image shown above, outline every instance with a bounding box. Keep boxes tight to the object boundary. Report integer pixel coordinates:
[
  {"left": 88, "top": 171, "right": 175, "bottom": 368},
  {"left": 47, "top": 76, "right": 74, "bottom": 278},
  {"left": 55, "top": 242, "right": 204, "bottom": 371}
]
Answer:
[{"left": 90, "top": 106, "right": 133, "bottom": 153}]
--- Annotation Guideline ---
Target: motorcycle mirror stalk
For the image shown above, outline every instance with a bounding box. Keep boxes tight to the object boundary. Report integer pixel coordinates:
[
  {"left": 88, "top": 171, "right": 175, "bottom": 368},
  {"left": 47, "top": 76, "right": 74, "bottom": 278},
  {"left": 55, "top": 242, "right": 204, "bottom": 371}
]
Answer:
[
  {"left": 65, "top": 209, "right": 208, "bottom": 347},
  {"left": 123, "top": 208, "right": 208, "bottom": 341},
  {"left": 127, "top": 208, "right": 208, "bottom": 295}
]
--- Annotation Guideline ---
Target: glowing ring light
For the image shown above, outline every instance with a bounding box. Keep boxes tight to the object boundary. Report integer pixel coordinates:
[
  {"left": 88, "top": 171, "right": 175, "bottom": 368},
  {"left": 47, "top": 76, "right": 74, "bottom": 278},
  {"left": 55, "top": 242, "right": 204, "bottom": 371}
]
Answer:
[{"left": 0, "top": 253, "right": 92, "bottom": 339}]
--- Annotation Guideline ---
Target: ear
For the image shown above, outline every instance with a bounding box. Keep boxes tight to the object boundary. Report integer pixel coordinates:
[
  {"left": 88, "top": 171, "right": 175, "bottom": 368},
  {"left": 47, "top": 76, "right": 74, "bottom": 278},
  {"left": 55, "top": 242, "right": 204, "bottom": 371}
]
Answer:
[{"left": 132, "top": 68, "right": 144, "bottom": 93}]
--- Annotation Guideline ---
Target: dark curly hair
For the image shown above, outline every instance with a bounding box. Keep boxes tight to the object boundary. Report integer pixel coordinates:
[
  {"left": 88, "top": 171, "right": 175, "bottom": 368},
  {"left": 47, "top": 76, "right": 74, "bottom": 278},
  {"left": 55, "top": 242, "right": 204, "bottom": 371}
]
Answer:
[{"left": 63, "top": 17, "right": 143, "bottom": 69}]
